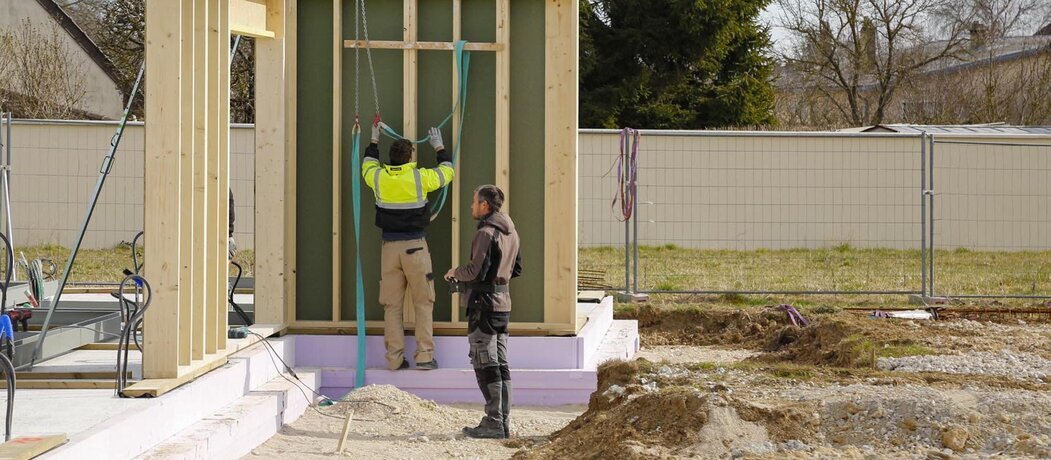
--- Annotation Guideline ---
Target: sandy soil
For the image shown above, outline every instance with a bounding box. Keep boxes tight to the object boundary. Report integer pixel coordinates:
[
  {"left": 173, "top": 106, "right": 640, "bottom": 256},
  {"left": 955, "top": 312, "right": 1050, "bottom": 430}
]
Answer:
[{"left": 245, "top": 385, "right": 584, "bottom": 460}]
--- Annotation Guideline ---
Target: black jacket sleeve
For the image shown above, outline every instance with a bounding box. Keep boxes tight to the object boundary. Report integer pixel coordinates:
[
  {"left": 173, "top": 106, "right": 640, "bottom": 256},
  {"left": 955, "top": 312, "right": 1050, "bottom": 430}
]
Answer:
[
  {"left": 511, "top": 253, "right": 522, "bottom": 279},
  {"left": 436, "top": 148, "right": 451, "bottom": 164},
  {"left": 365, "top": 142, "right": 380, "bottom": 160}
]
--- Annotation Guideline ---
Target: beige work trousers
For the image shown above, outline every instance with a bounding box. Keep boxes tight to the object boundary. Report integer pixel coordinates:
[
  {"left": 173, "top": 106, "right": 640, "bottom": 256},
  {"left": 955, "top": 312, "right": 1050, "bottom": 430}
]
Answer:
[{"left": 380, "top": 239, "right": 436, "bottom": 369}]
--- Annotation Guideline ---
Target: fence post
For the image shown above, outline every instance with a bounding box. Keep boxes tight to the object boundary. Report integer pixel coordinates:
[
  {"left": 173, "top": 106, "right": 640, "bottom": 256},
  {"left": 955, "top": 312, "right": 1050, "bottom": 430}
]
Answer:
[
  {"left": 920, "top": 132, "right": 926, "bottom": 298},
  {"left": 928, "top": 134, "right": 935, "bottom": 297}
]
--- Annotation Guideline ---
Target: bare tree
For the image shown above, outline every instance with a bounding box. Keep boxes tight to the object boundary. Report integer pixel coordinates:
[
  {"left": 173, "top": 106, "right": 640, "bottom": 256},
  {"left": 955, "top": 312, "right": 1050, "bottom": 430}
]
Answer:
[
  {"left": 938, "top": 0, "right": 1051, "bottom": 38},
  {"left": 777, "top": 0, "right": 971, "bottom": 126},
  {"left": 0, "top": 20, "right": 87, "bottom": 119}
]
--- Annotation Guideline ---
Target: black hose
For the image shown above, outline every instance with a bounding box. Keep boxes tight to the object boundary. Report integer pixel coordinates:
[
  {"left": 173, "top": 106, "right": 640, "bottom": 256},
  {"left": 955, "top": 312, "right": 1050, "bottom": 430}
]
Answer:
[
  {"left": 131, "top": 230, "right": 144, "bottom": 274},
  {"left": 116, "top": 274, "right": 151, "bottom": 397},
  {"left": 229, "top": 261, "right": 251, "bottom": 327},
  {"left": 0, "top": 352, "right": 13, "bottom": 441}
]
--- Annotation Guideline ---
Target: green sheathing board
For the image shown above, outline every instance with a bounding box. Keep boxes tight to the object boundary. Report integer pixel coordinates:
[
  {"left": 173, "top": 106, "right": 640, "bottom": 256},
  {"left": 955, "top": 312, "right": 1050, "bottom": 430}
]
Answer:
[
  {"left": 297, "top": 0, "right": 548, "bottom": 325},
  {"left": 507, "top": 0, "right": 545, "bottom": 323},
  {"left": 296, "top": 0, "right": 334, "bottom": 320}
]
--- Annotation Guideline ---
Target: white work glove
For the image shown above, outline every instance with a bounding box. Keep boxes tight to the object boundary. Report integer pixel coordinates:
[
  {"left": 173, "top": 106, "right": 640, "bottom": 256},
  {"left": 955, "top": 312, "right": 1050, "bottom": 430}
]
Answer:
[
  {"left": 428, "top": 127, "right": 444, "bottom": 151},
  {"left": 228, "top": 236, "right": 237, "bottom": 260},
  {"left": 370, "top": 122, "right": 383, "bottom": 144}
]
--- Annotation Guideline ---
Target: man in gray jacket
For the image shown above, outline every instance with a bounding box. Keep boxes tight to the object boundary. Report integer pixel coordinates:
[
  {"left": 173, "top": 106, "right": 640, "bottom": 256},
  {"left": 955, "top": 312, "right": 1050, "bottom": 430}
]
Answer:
[{"left": 445, "top": 184, "right": 521, "bottom": 439}]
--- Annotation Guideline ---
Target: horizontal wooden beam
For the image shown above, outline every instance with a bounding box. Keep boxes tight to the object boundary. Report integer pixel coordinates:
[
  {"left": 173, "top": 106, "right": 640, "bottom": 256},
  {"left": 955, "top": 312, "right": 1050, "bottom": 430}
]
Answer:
[
  {"left": 230, "top": 0, "right": 275, "bottom": 38},
  {"left": 344, "top": 40, "right": 502, "bottom": 51},
  {"left": 0, "top": 380, "right": 116, "bottom": 389}
]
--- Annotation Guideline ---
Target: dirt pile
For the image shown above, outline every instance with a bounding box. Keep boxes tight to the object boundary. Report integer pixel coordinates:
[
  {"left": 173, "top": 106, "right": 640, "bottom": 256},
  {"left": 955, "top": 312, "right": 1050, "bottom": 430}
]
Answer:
[{"left": 623, "top": 305, "right": 787, "bottom": 347}]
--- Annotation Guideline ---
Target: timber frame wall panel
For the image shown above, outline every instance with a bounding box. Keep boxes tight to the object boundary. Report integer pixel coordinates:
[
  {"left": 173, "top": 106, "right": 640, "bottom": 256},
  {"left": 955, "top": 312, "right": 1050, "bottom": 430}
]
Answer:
[
  {"left": 142, "top": 0, "right": 251, "bottom": 382},
  {"left": 293, "top": 0, "right": 577, "bottom": 334}
]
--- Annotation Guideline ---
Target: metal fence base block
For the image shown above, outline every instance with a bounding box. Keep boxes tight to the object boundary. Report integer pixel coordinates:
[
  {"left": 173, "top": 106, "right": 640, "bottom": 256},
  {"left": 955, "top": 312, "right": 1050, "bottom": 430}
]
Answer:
[{"left": 615, "top": 292, "right": 649, "bottom": 303}]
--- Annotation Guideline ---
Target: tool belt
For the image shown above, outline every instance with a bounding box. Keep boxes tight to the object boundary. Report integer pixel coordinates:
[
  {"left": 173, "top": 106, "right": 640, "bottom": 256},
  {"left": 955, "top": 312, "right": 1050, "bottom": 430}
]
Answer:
[{"left": 468, "top": 283, "right": 509, "bottom": 294}]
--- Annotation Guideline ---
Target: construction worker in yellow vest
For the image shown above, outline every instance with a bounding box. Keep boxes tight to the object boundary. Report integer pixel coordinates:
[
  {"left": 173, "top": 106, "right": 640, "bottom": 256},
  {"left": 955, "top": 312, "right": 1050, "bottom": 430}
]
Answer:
[{"left": 364, "top": 122, "right": 454, "bottom": 370}]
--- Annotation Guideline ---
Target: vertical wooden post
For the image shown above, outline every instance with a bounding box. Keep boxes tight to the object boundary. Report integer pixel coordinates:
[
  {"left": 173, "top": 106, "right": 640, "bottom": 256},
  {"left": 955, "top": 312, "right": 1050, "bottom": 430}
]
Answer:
[
  {"left": 544, "top": 0, "right": 578, "bottom": 330},
  {"left": 205, "top": 0, "right": 221, "bottom": 354},
  {"left": 284, "top": 0, "right": 298, "bottom": 327},
  {"left": 331, "top": 0, "right": 343, "bottom": 322},
  {"left": 216, "top": 0, "right": 232, "bottom": 350},
  {"left": 402, "top": 0, "right": 419, "bottom": 325},
  {"left": 255, "top": 0, "right": 288, "bottom": 325},
  {"left": 450, "top": 0, "right": 462, "bottom": 325},
  {"left": 144, "top": 0, "right": 184, "bottom": 379},
  {"left": 192, "top": 0, "right": 209, "bottom": 360},
  {"left": 495, "top": 0, "right": 510, "bottom": 211},
  {"left": 184, "top": 0, "right": 202, "bottom": 363}
]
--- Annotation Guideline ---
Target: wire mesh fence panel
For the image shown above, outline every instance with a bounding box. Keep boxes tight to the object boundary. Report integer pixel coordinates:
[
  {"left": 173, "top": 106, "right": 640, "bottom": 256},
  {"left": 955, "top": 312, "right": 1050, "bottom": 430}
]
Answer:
[
  {"left": 930, "top": 137, "right": 1051, "bottom": 298},
  {"left": 580, "top": 130, "right": 925, "bottom": 295},
  {"left": 4, "top": 120, "right": 257, "bottom": 250}
]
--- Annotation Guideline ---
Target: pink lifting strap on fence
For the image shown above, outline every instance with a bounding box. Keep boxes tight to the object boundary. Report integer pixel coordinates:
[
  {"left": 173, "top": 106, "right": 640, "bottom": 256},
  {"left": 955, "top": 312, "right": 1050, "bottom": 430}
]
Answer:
[{"left": 611, "top": 127, "right": 640, "bottom": 222}]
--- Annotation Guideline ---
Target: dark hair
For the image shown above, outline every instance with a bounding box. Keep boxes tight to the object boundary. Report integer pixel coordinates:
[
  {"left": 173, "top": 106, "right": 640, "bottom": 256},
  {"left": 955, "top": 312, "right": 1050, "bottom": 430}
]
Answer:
[
  {"left": 474, "top": 184, "right": 504, "bottom": 212},
  {"left": 389, "top": 139, "right": 414, "bottom": 165}
]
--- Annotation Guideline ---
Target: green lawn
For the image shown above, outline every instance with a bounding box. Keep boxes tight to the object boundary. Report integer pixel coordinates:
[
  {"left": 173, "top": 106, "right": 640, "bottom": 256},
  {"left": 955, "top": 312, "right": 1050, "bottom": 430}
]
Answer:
[
  {"left": 7, "top": 244, "right": 254, "bottom": 284},
  {"left": 581, "top": 245, "right": 1051, "bottom": 306}
]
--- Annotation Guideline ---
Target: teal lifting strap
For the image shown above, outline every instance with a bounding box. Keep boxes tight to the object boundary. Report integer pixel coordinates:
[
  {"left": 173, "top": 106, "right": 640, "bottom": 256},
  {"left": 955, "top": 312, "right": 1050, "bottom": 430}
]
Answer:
[
  {"left": 350, "top": 124, "right": 366, "bottom": 388},
  {"left": 380, "top": 40, "right": 471, "bottom": 221}
]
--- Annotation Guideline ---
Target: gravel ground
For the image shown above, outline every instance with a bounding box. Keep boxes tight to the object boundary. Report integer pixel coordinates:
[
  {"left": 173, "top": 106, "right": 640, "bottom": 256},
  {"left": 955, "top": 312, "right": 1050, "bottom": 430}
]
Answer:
[
  {"left": 634, "top": 345, "right": 759, "bottom": 365},
  {"left": 879, "top": 350, "right": 1051, "bottom": 381},
  {"left": 245, "top": 385, "right": 584, "bottom": 460}
]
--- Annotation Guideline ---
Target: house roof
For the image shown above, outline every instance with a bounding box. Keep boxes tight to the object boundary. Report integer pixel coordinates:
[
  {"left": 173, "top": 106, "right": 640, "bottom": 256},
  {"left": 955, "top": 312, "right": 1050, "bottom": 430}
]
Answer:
[
  {"left": 35, "top": 0, "right": 124, "bottom": 89},
  {"left": 852, "top": 124, "right": 1051, "bottom": 134}
]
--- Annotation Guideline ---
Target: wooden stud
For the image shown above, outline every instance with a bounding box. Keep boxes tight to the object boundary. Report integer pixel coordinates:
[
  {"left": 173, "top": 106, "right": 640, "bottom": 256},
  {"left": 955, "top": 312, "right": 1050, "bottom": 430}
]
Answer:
[
  {"left": 144, "top": 0, "right": 184, "bottom": 379},
  {"left": 402, "top": 0, "right": 418, "bottom": 324},
  {"left": 206, "top": 0, "right": 223, "bottom": 355},
  {"left": 284, "top": 0, "right": 298, "bottom": 328},
  {"left": 229, "top": 0, "right": 274, "bottom": 37},
  {"left": 183, "top": 0, "right": 201, "bottom": 367},
  {"left": 216, "top": 0, "right": 232, "bottom": 351},
  {"left": 544, "top": 0, "right": 578, "bottom": 330},
  {"left": 495, "top": 0, "right": 510, "bottom": 211},
  {"left": 0, "top": 434, "right": 67, "bottom": 460},
  {"left": 255, "top": 0, "right": 287, "bottom": 325},
  {"left": 450, "top": 0, "right": 462, "bottom": 326},
  {"left": 344, "top": 40, "right": 503, "bottom": 51},
  {"left": 332, "top": 0, "right": 342, "bottom": 322}
]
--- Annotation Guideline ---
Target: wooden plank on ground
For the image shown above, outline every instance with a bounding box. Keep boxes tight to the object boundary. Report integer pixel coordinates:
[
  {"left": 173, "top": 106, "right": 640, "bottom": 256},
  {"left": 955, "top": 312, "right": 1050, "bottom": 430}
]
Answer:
[
  {"left": 16, "top": 371, "right": 130, "bottom": 380},
  {"left": 0, "top": 434, "right": 67, "bottom": 460},
  {"left": 0, "top": 380, "right": 116, "bottom": 390}
]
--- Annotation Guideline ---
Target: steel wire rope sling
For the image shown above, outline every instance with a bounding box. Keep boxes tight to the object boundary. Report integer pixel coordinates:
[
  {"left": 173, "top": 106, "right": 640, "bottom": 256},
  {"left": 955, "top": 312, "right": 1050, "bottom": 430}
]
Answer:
[
  {"left": 25, "top": 61, "right": 146, "bottom": 371},
  {"left": 343, "top": 0, "right": 472, "bottom": 391}
]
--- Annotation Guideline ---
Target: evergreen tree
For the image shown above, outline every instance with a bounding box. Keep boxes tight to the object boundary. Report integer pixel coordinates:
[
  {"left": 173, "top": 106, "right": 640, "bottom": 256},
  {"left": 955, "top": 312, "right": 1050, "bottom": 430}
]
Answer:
[{"left": 580, "top": 0, "right": 776, "bottom": 129}]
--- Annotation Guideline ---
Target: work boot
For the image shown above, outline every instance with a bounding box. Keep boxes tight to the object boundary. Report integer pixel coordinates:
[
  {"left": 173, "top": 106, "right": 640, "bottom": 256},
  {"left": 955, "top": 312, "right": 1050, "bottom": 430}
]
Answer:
[
  {"left": 395, "top": 359, "right": 409, "bottom": 370},
  {"left": 462, "top": 417, "right": 505, "bottom": 439},
  {"left": 416, "top": 360, "right": 438, "bottom": 370}
]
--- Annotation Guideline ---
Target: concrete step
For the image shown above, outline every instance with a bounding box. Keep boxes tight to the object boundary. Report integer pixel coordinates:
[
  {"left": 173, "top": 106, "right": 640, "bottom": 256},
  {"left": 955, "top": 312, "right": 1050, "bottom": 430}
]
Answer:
[
  {"left": 137, "top": 369, "right": 319, "bottom": 460},
  {"left": 43, "top": 337, "right": 297, "bottom": 460}
]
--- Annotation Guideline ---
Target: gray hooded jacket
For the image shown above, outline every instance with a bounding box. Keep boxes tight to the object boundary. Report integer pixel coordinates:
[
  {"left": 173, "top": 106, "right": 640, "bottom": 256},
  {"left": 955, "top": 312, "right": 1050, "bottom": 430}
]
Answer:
[{"left": 453, "top": 211, "right": 522, "bottom": 313}]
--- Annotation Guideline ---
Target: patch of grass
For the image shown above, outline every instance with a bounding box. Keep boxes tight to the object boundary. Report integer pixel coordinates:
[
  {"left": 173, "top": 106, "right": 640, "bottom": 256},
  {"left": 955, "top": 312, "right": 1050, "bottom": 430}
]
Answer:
[
  {"left": 684, "top": 362, "right": 719, "bottom": 372},
  {"left": 655, "top": 281, "right": 681, "bottom": 291},
  {"left": 878, "top": 343, "right": 935, "bottom": 358},
  {"left": 580, "top": 245, "right": 1050, "bottom": 306},
  {"left": 10, "top": 244, "right": 255, "bottom": 284}
]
